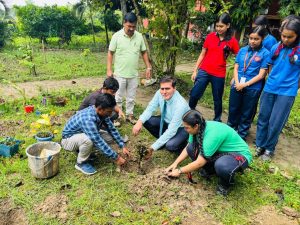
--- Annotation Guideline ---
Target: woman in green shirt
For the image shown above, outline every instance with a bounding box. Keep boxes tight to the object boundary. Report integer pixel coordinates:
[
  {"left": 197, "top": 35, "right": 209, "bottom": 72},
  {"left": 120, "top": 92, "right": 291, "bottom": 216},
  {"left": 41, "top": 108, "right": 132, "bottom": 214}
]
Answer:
[{"left": 166, "top": 110, "right": 252, "bottom": 196}]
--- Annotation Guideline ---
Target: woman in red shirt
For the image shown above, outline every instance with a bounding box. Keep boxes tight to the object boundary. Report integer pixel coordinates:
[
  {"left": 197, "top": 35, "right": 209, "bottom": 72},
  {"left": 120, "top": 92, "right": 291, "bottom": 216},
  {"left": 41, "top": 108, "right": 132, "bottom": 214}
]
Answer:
[{"left": 189, "top": 13, "right": 240, "bottom": 121}]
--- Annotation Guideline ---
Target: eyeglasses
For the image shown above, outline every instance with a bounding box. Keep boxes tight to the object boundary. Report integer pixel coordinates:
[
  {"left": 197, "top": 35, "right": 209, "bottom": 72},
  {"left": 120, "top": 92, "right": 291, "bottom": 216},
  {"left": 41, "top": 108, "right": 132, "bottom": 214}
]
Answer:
[{"left": 160, "top": 87, "right": 171, "bottom": 91}]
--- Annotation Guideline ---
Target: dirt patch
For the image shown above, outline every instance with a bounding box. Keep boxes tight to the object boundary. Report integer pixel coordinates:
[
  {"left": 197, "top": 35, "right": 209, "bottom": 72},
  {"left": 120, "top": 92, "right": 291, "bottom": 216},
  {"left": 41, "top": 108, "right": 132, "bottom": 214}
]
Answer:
[
  {"left": 0, "top": 198, "right": 28, "bottom": 225},
  {"left": 250, "top": 206, "right": 299, "bottom": 225},
  {"left": 129, "top": 168, "right": 217, "bottom": 222},
  {"left": 0, "top": 120, "right": 25, "bottom": 137},
  {"left": 35, "top": 194, "right": 68, "bottom": 222},
  {"left": 181, "top": 214, "right": 222, "bottom": 225}
]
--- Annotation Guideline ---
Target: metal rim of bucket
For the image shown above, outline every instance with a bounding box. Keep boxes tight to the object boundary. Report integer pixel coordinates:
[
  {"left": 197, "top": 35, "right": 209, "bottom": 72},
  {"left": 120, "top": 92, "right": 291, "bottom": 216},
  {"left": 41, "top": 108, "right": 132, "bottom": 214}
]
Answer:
[{"left": 26, "top": 141, "right": 61, "bottom": 158}]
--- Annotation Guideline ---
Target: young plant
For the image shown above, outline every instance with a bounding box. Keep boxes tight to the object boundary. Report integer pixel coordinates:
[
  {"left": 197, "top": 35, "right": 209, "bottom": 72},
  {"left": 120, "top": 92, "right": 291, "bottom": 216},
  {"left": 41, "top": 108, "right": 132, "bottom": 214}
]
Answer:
[
  {"left": 18, "top": 44, "right": 37, "bottom": 76},
  {"left": 30, "top": 114, "right": 58, "bottom": 137}
]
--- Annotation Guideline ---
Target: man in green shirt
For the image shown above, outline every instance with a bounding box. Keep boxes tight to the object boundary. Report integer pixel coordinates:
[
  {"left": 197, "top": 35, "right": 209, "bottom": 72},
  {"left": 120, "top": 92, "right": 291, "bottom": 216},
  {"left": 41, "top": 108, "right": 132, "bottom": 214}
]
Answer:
[
  {"left": 107, "top": 12, "right": 152, "bottom": 124},
  {"left": 166, "top": 110, "right": 252, "bottom": 196}
]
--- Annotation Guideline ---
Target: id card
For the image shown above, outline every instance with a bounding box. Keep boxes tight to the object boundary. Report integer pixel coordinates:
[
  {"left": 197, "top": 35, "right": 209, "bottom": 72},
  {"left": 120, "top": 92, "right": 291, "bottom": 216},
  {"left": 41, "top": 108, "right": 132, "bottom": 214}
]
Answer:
[{"left": 240, "top": 77, "right": 246, "bottom": 84}]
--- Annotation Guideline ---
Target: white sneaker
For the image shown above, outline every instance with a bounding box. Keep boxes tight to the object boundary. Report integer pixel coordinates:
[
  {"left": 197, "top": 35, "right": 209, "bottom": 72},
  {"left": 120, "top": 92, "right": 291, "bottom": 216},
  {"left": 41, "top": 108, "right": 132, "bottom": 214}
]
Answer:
[
  {"left": 144, "top": 78, "right": 157, "bottom": 86},
  {"left": 114, "top": 120, "right": 121, "bottom": 127}
]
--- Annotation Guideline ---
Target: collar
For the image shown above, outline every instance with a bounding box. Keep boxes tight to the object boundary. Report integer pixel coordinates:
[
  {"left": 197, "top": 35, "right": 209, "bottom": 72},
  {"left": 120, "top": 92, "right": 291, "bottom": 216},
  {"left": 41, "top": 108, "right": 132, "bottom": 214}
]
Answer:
[
  {"left": 215, "top": 32, "right": 231, "bottom": 41},
  {"left": 247, "top": 45, "right": 262, "bottom": 52},
  {"left": 89, "top": 106, "right": 101, "bottom": 122},
  {"left": 121, "top": 28, "right": 136, "bottom": 38},
  {"left": 164, "top": 90, "right": 178, "bottom": 104}
]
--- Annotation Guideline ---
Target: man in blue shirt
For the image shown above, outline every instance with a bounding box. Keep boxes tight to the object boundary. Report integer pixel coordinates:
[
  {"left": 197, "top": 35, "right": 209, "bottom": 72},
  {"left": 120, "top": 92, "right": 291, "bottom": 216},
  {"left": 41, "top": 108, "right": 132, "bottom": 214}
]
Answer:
[
  {"left": 132, "top": 76, "right": 190, "bottom": 159},
  {"left": 62, "top": 93, "right": 129, "bottom": 175}
]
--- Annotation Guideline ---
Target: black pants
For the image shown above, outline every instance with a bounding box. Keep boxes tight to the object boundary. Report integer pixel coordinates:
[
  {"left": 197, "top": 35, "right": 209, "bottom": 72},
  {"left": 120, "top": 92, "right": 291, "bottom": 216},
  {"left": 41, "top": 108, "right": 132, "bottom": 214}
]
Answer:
[
  {"left": 187, "top": 144, "right": 248, "bottom": 187},
  {"left": 144, "top": 116, "right": 188, "bottom": 152}
]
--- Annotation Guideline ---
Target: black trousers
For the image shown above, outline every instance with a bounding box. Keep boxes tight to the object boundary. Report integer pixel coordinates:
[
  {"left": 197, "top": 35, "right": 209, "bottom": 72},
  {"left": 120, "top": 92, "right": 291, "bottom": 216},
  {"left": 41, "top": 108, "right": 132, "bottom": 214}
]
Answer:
[
  {"left": 143, "top": 116, "right": 188, "bottom": 152},
  {"left": 187, "top": 144, "right": 248, "bottom": 187}
]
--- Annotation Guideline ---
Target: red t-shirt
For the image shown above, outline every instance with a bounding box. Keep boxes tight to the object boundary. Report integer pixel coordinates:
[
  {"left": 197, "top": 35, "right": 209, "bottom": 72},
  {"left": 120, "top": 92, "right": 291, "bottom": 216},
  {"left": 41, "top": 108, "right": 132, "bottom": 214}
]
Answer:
[{"left": 199, "top": 32, "right": 240, "bottom": 78}]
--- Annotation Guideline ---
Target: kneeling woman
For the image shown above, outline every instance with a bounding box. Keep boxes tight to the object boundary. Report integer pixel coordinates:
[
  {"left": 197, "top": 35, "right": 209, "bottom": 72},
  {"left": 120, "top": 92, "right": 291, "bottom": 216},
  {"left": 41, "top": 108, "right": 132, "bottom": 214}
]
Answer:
[{"left": 166, "top": 110, "right": 252, "bottom": 196}]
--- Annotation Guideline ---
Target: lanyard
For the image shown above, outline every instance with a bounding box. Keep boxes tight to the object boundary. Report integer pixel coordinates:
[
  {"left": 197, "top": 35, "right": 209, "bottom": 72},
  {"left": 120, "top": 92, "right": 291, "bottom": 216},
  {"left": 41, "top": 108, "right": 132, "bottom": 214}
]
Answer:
[{"left": 243, "top": 51, "right": 257, "bottom": 72}]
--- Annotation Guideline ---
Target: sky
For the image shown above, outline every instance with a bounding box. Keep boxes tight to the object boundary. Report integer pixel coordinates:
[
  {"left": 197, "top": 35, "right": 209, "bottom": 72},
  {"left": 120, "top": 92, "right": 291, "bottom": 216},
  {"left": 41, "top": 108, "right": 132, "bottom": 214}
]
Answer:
[{"left": 5, "top": 0, "right": 81, "bottom": 7}]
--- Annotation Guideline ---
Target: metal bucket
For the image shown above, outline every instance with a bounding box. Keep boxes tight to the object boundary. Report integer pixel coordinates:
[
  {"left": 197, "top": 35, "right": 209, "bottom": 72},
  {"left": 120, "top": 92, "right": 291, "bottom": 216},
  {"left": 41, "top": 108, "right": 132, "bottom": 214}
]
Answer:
[{"left": 26, "top": 142, "right": 61, "bottom": 179}]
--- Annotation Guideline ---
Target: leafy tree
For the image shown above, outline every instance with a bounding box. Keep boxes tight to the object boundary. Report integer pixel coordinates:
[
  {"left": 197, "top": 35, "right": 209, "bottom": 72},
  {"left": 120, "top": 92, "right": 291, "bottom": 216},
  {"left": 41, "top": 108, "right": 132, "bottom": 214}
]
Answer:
[
  {"left": 15, "top": 5, "right": 82, "bottom": 44},
  {"left": 73, "top": 0, "right": 98, "bottom": 44},
  {"left": 0, "top": 0, "right": 13, "bottom": 48},
  {"left": 99, "top": 9, "right": 122, "bottom": 47},
  {"left": 200, "top": 0, "right": 271, "bottom": 44},
  {"left": 279, "top": 0, "right": 300, "bottom": 17},
  {"left": 142, "top": 0, "right": 192, "bottom": 76}
]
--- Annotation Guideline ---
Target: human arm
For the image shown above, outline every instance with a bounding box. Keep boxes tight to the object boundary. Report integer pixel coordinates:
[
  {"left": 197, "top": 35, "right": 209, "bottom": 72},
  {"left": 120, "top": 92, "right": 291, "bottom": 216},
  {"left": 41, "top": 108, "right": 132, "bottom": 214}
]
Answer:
[
  {"left": 107, "top": 51, "right": 114, "bottom": 76},
  {"left": 132, "top": 119, "right": 143, "bottom": 136},
  {"left": 114, "top": 105, "right": 125, "bottom": 120},
  {"left": 141, "top": 51, "right": 152, "bottom": 79},
  {"left": 151, "top": 100, "right": 189, "bottom": 150},
  {"left": 104, "top": 117, "right": 125, "bottom": 148},
  {"left": 82, "top": 119, "right": 119, "bottom": 159},
  {"left": 192, "top": 48, "right": 207, "bottom": 81},
  {"left": 236, "top": 68, "right": 267, "bottom": 91},
  {"left": 165, "top": 146, "right": 189, "bottom": 172},
  {"left": 167, "top": 154, "right": 207, "bottom": 177}
]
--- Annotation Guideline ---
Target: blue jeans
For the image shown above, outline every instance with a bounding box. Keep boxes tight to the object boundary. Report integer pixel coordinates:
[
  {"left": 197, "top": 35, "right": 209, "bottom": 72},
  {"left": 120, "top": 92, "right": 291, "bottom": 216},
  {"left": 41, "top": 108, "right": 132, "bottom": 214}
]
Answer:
[
  {"left": 143, "top": 116, "right": 188, "bottom": 152},
  {"left": 189, "top": 69, "right": 225, "bottom": 121},
  {"left": 227, "top": 87, "right": 260, "bottom": 139},
  {"left": 256, "top": 92, "right": 295, "bottom": 153},
  {"left": 187, "top": 144, "right": 248, "bottom": 187}
]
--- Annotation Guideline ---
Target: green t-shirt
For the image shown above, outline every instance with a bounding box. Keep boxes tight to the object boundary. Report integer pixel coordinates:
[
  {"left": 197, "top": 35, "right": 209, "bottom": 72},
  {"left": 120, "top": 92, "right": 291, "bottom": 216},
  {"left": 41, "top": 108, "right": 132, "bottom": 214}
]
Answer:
[
  {"left": 188, "top": 121, "right": 252, "bottom": 163},
  {"left": 109, "top": 29, "right": 147, "bottom": 78}
]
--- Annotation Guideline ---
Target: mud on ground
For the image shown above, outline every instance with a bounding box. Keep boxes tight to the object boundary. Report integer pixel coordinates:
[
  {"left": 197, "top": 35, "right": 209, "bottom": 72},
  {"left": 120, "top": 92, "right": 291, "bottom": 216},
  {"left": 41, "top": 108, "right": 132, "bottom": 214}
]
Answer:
[
  {"left": 35, "top": 194, "right": 68, "bottom": 222},
  {"left": 0, "top": 198, "right": 28, "bottom": 225}
]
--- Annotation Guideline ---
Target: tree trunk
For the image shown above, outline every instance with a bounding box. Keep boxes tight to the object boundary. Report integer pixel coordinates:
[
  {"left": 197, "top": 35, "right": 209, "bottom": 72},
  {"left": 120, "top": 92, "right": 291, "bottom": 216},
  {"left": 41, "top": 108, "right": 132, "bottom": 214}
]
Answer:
[
  {"left": 120, "top": 0, "right": 127, "bottom": 18},
  {"left": 239, "top": 27, "right": 245, "bottom": 45},
  {"left": 87, "top": 0, "right": 96, "bottom": 45},
  {"left": 104, "top": 19, "right": 109, "bottom": 49},
  {"left": 183, "top": 18, "right": 190, "bottom": 40},
  {"left": 132, "top": 0, "right": 159, "bottom": 75}
]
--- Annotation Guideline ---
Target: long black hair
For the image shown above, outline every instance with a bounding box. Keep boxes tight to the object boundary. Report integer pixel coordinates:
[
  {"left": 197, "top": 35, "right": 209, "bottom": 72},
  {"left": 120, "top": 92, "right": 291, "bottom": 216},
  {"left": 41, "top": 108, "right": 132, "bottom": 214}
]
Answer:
[
  {"left": 248, "top": 26, "right": 267, "bottom": 50},
  {"left": 216, "top": 13, "right": 233, "bottom": 40},
  {"left": 272, "top": 18, "right": 300, "bottom": 63},
  {"left": 253, "top": 15, "right": 271, "bottom": 36},
  {"left": 182, "top": 110, "right": 206, "bottom": 159}
]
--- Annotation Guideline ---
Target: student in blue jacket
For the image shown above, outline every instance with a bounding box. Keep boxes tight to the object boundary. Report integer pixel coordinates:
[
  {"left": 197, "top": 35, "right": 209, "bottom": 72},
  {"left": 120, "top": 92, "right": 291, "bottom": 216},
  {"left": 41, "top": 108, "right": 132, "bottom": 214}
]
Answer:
[
  {"left": 256, "top": 17, "right": 300, "bottom": 161},
  {"left": 252, "top": 15, "right": 277, "bottom": 51},
  {"left": 227, "top": 26, "right": 270, "bottom": 140}
]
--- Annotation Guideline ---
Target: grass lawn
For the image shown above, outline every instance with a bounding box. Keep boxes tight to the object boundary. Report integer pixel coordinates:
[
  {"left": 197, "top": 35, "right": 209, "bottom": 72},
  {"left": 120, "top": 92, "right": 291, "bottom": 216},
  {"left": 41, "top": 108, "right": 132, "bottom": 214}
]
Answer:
[
  {"left": 0, "top": 87, "right": 299, "bottom": 225},
  {"left": 0, "top": 49, "right": 107, "bottom": 82}
]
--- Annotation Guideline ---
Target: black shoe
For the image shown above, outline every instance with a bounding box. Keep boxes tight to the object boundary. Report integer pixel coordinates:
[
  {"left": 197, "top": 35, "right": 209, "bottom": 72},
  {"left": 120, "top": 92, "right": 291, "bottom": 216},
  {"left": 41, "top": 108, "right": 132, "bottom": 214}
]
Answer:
[
  {"left": 216, "top": 184, "right": 229, "bottom": 196},
  {"left": 260, "top": 150, "right": 274, "bottom": 162},
  {"left": 255, "top": 147, "right": 265, "bottom": 157}
]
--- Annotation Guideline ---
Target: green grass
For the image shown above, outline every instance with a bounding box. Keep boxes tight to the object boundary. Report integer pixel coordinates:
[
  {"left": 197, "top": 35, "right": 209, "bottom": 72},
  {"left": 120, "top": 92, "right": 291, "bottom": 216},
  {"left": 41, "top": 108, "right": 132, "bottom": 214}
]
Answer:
[
  {"left": 0, "top": 88, "right": 299, "bottom": 225},
  {"left": 0, "top": 49, "right": 107, "bottom": 82}
]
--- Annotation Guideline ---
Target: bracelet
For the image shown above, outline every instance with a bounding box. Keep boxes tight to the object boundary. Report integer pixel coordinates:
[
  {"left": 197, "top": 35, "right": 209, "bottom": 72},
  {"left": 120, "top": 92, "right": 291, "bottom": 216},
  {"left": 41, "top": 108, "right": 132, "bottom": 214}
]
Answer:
[{"left": 146, "top": 67, "right": 152, "bottom": 70}]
